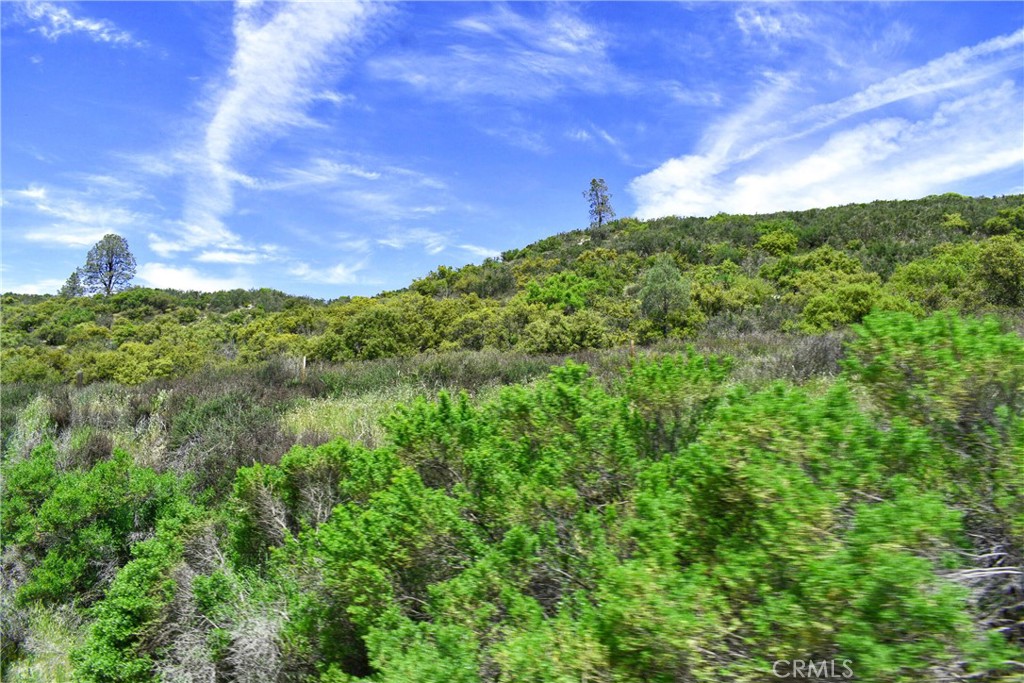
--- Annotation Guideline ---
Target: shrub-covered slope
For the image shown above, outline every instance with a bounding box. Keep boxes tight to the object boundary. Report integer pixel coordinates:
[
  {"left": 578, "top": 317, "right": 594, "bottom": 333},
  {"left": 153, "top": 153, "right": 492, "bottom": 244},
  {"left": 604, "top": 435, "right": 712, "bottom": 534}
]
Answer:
[
  {"left": 2, "top": 194, "right": 1022, "bottom": 386},
  {"left": 2, "top": 311, "right": 1023, "bottom": 681},
  {"left": 2, "top": 194, "right": 1023, "bottom": 681}
]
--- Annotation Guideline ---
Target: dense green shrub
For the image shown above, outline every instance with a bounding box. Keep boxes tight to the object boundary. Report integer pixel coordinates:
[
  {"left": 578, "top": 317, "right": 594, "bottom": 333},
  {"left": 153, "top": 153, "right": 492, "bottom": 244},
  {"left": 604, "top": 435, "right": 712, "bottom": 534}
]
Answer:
[
  {"left": 72, "top": 504, "right": 199, "bottom": 683},
  {"left": 5, "top": 448, "right": 186, "bottom": 606},
  {"left": 843, "top": 311, "right": 1024, "bottom": 445},
  {"left": 977, "top": 235, "right": 1024, "bottom": 307},
  {"left": 983, "top": 204, "right": 1024, "bottom": 238},
  {"left": 755, "top": 228, "right": 799, "bottom": 256}
]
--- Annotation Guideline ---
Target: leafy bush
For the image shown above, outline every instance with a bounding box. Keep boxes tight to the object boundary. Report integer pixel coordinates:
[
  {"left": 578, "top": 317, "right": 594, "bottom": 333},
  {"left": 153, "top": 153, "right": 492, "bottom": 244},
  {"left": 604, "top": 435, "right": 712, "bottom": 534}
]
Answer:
[
  {"left": 977, "top": 235, "right": 1024, "bottom": 307},
  {"left": 755, "top": 228, "right": 799, "bottom": 256},
  {"left": 621, "top": 350, "right": 733, "bottom": 457},
  {"left": 843, "top": 311, "right": 1024, "bottom": 447},
  {"left": 6, "top": 448, "right": 186, "bottom": 606},
  {"left": 73, "top": 507, "right": 197, "bottom": 683},
  {"left": 982, "top": 204, "right": 1024, "bottom": 238}
]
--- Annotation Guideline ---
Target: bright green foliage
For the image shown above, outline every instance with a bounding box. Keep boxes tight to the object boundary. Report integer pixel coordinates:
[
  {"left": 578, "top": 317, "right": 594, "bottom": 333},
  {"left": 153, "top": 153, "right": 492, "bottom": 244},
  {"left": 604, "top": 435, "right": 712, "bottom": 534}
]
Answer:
[
  {"left": 2, "top": 444, "right": 194, "bottom": 682},
  {"left": 885, "top": 241, "right": 983, "bottom": 312},
  {"left": 1, "top": 441, "right": 61, "bottom": 546},
  {"left": 519, "top": 308, "right": 609, "bottom": 354},
  {"left": 622, "top": 350, "right": 733, "bottom": 457},
  {"left": 412, "top": 260, "right": 516, "bottom": 300},
  {"left": 411, "top": 264, "right": 460, "bottom": 298},
  {"left": 689, "top": 261, "right": 773, "bottom": 319},
  {"left": 800, "top": 282, "right": 883, "bottom": 332},
  {"left": 765, "top": 244, "right": 863, "bottom": 283},
  {"left": 977, "top": 235, "right": 1024, "bottom": 307},
  {"left": 625, "top": 381, "right": 997, "bottom": 680},
  {"left": 885, "top": 236, "right": 1024, "bottom": 311},
  {"left": 229, "top": 440, "right": 400, "bottom": 564},
  {"left": 843, "top": 311, "right": 1024, "bottom": 444},
  {"left": 756, "top": 228, "right": 799, "bottom": 256},
  {"left": 525, "top": 272, "right": 596, "bottom": 313},
  {"left": 2, "top": 315, "right": 1022, "bottom": 680},
  {"left": 842, "top": 311, "right": 1024, "bottom": 549},
  {"left": 72, "top": 513, "right": 194, "bottom": 683},
  {"left": 170, "top": 338, "right": 1019, "bottom": 680},
  {"left": 2, "top": 194, "right": 1022, "bottom": 385},
  {"left": 983, "top": 204, "right": 1024, "bottom": 238},
  {"left": 572, "top": 247, "right": 639, "bottom": 295},
  {"left": 0, "top": 347, "right": 67, "bottom": 383},
  {"left": 493, "top": 609, "right": 612, "bottom": 683},
  {"left": 360, "top": 614, "right": 481, "bottom": 683},
  {"left": 760, "top": 245, "right": 887, "bottom": 331},
  {"left": 343, "top": 304, "right": 418, "bottom": 360},
  {"left": 6, "top": 448, "right": 186, "bottom": 606},
  {"left": 941, "top": 211, "right": 971, "bottom": 232}
]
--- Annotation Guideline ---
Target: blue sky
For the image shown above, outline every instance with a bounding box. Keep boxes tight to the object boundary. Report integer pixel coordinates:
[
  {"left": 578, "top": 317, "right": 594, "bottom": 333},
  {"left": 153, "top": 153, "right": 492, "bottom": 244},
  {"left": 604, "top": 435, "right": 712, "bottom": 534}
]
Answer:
[{"left": 2, "top": 1, "right": 1022, "bottom": 298}]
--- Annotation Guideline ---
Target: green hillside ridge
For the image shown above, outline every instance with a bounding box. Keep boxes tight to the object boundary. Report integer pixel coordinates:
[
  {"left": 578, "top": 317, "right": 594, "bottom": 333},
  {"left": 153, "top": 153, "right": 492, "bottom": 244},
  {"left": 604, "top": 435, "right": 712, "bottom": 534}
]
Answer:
[
  {"left": 3, "top": 193, "right": 1023, "bottom": 386},
  {"left": 2, "top": 194, "right": 1023, "bottom": 682}
]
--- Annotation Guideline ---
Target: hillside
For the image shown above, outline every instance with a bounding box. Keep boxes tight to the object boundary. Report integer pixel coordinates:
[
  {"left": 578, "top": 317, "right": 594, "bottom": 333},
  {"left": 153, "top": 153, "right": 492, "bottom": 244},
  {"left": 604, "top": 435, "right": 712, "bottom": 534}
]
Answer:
[
  {"left": 3, "top": 194, "right": 1023, "bottom": 386},
  {"left": 2, "top": 194, "right": 1023, "bottom": 682}
]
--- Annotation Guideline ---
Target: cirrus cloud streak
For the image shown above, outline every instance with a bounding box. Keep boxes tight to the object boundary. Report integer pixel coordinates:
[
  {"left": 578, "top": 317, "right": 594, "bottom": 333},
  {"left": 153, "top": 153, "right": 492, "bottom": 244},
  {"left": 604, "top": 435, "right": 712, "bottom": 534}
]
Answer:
[{"left": 630, "top": 29, "right": 1024, "bottom": 218}]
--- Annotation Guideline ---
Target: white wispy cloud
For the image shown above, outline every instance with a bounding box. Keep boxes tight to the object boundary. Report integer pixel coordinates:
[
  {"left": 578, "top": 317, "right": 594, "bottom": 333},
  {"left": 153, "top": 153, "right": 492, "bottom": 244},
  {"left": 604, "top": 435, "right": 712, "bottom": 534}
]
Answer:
[
  {"left": 313, "top": 90, "right": 357, "bottom": 107},
  {"left": 459, "top": 244, "right": 501, "bottom": 260},
  {"left": 564, "top": 123, "right": 634, "bottom": 164},
  {"left": 289, "top": 260, "right": 367, "bottom": 285},
  {"left": 148, "top": 221, "right": 243, "bottom": 258},
  {"left": 115, "top": 151, "right": 186, "bottom": 178},
  {"left": 194, "top": 251, "right": 262, "bottom": 265},
  {"left": 630, "top": 30, "right": 1024, "bottom": 218},
  {"left": 2, "top": 277, "right": 65, "bottom": 295},
  {"left": 483, "top": 124, "right": 549, "bottom": 154},
  {"left": 136, "top": 263, "right": 252, "bottom": 291},
  {"left": 783, "top": 28, "right": 1024, "bottom": 144},
  {"left": 270, "top": 158, "right": 383, "bottom": 189},
  {"left": 10, "top": 185, "right": 47, "bottom": 200},
  {"left": 66, "top": 173, "right": 152, "bottom": 201},
  {"left": 280, "top": 157, "right": 452, "bottom": 222},
  {"left": 24, "top": 226, "right": 115, "bottom": 248},
  {"left": 203, "top": 2, "right": 380, "bottom": 169},
  {"left": 6, "top": 183, "right": 142, "bottom": 247},
  {"left": 193, "top": 244, "right": 282, "bottom": 265},
  {"left": 729, "top": 85, "right": 1022, "bottom": 212},
  {"left": 18, "top": 1, "right": 144, "bottom": 48},
  {"left": 263, "top": 154, "right": 453, "bottom": 222},
  {"left": 735, "top": 4, "right": 812, "bottom": 44},
  {"left": 377, "top": 228, "right": 449, "bottom": 255},
  {"left": 148, "top": 1, "right": 385, "bottom": 258},
  {"left": 284, "top": 225, "right": 372, "bottom": 253},
  {"left": 369, "top": 5, "right": 619, "bottom": 101}
]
